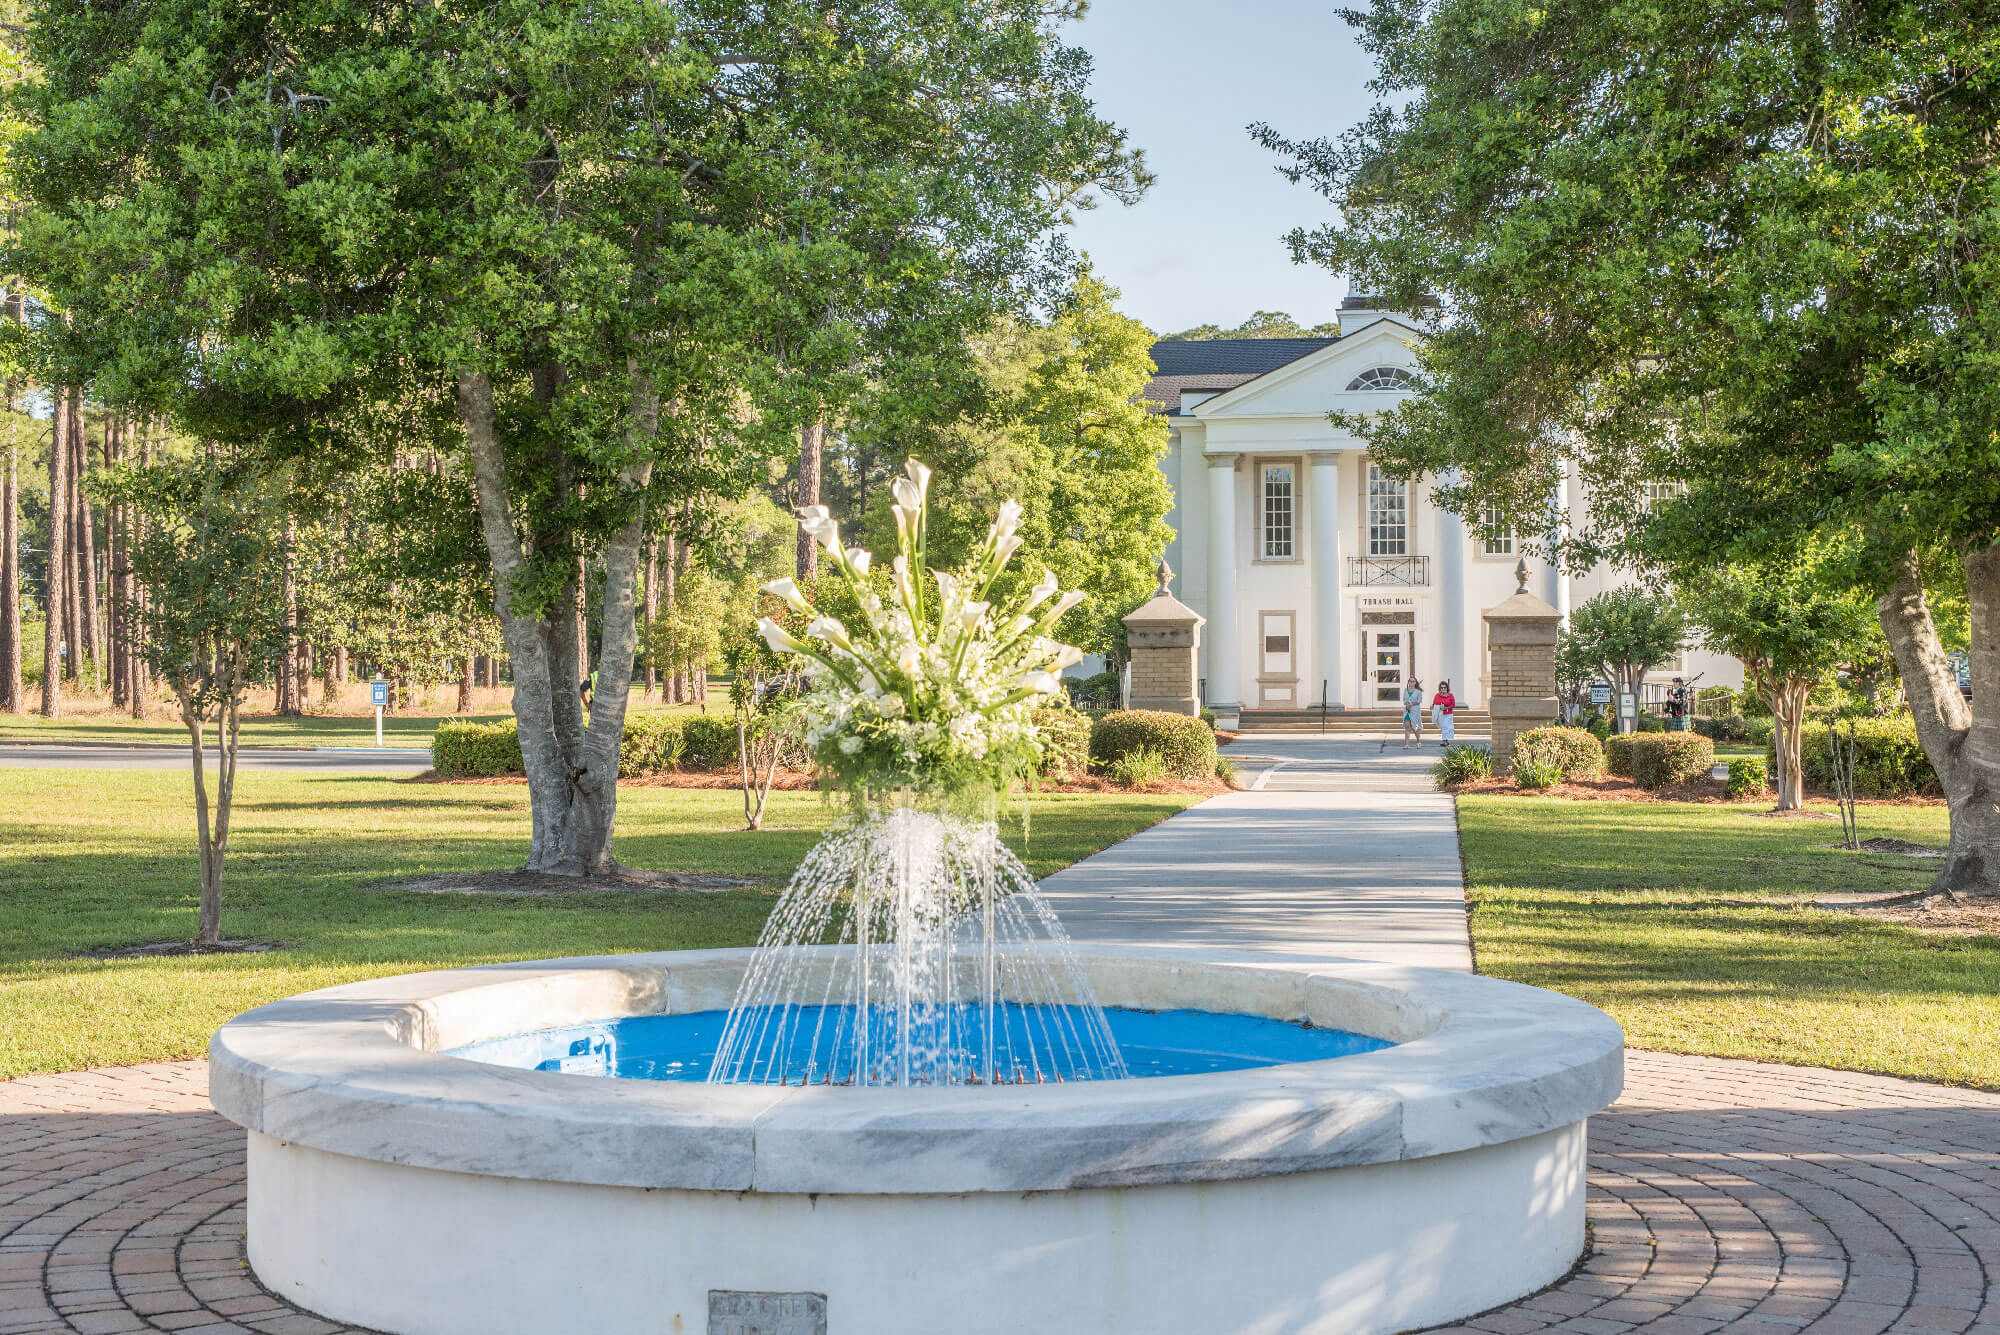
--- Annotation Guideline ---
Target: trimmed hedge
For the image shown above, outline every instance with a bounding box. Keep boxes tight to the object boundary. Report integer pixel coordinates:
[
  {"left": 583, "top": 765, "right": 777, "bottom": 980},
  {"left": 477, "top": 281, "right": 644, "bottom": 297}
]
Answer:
[
  {"left": 1089, "top": 709, "right": 1217, "bottom": 781},
  {"left": 1630, "top": 733, "right": 1715, "bottom": 788},
  {"left": 1726, "top": 756, "right": 1768, "bottom": 798},
  {"left": 1693, "top": 713, "right": 1749, "bottom": 742},
  {"left": 1510, "top": 726, "right": 1604, "bottom": 781},
  {"left": 1033, "top": 703, "right": 1092, "bottom": 781},
  {"left": 680, "top": 715, "right": 740, "bottom": 771},
  {"left": 432, "top": 711, "right": 718, "bottom": 778},
  {"left": 1604, "top": 734, "right": 1635, "bottom": 778},
  {"left": 1788, "top": 717, "right": 1939, "bottom": 797},
  {"left": 432, "top": 719, "right": 524, "bottom": 777}
]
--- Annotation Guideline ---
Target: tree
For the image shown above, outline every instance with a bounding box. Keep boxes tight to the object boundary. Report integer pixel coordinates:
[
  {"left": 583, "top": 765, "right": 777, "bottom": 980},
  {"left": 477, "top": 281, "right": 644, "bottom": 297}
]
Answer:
[
  {"left": 1563, "top": 589, "right": 1685, "bottom": 731},
  {"left": 108, "top": 459, "right": 287, "bottom": 947},
  {"left": 1256, "top": 0, "right": 2000, "bottom": 893},
  {"left": 1679, "top": 549, "right": 1879, "bottom": 810},
  {"left": 1159, "top": 312, "right": 1340, "bottom": 342},
  {"left": 16, "top": 0, "right": 1140, "bottom": 877},
  {"left": 910, "top": 273, "right": 1173, "bottom": 657}
]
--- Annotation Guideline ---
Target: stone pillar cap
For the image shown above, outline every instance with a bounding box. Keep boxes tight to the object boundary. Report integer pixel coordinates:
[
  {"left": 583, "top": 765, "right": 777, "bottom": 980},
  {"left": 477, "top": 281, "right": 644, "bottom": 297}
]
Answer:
[{"left": 1123, "top": 559, "right": 1205, "bottom": 627}]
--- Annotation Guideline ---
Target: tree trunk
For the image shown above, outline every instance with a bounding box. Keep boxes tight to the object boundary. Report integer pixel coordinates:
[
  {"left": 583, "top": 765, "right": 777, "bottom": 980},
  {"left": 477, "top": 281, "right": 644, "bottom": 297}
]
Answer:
[
  {"left": 41, "top": 393, "right": 68, "bottom": 716},
  {"left": 1, "top": 433, "right": 19, "bottom": 714},
  {"left": 460, "top": 369, "right": 652, "bottom": 874},
  {"left": 1876, "top": 547, "right": 1997, "bottom": 897},
  {"left": 795, "top": 419, "right": 823, "bottom": 580},
  {"left": 278, "top": 514, "right": 301, "bottom": 715},
  {"left": 75, "top": 417, "right": 100, "bottom": 689},
  {"left": 458, "top": 656, "right": 475, "bottom": 713},
  {"left": 642, "top": 536, "right": 658, "bottom": 696},
  {"left": 129, "top": 425, "right": 151, "bottom": 718},
  {"left": 1766, "top": 677, "right": 1808, "bottom": 812}
]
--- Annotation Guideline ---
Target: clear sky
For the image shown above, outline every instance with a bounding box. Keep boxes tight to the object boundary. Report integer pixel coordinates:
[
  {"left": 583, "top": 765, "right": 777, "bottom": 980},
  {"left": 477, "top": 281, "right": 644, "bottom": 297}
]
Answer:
[{"left": 1060, "top": 0, "right": 1380, "bottom": 336}]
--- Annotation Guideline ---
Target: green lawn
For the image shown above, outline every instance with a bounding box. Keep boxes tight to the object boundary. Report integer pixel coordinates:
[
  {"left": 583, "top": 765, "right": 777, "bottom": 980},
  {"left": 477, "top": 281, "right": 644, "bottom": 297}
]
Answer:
[
  {"left": 0, "top": 702, "right": 705, "bottom": 750},
  {"left": 0, "top": 767, "right": 1195, "bottom": 1077},
  {"left": 1458, "top": 795, "right": 2000, "bottom": 1088}
]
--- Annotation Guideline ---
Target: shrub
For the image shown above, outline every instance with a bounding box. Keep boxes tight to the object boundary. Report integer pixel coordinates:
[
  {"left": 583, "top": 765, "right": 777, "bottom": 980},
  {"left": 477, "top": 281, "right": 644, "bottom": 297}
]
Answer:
[
  {"left": 432, "top": 718, "right": 524, "bottom": 777},
  {"left": 1636, "top": 713, "right": 1667, "bottom": 733},
  {"left": 1603, "top": 734, "right": 1635, "bottom": 777},
  {"left": 1032, "top": 703, "right": 1092, "bottom": 781},
  {"left": 1432, "top": 744, "right": 1492, "bottom": 789},
  {"left": 1199, "top": 707, "right": 1218, "bottom": 731},
  {"left": 1512, "top": 754, "right": 1564, "bottom": 790},
  {"left": 1744, "top": 717, "right": 1776, "bottom": 747},
  {"left": 1726, "top": 755, "right": 1768, "bottom": 799},
  {"left": 433, "top": 713, "right": 691, "bottom": 778},
  {"left": 1106, "top": 746, "right": 1167, "bottom": 788},
  {"left": 1789, "top": 717, "right": 1939, "bottom": 797},
  {"left": 1510, "top": 726, "right": 1604, "bottom": 781},
  {"left": 619, "top": 712, "right": 685, "bottom": 775},
  {"left": 1740, "top": 690, "right": 1772, "bottom": 719},
  {"left": 1069, "top": 669, "right": 1120, "bottom": 709},
  {"left": 1584, "top": 713, "right": 1612, "bottom": 741},
  {"left": 680, "top": 714, "right": 740, "bottom": 771},
  {"left": 1213, "top": 755, "right": 1239, "bottom": 786},
  {"left": 1089, "top": 709, "right": 1217, "bottom": 780},
  {"left": 1629, "top": 733, "right": 1715, "bottom": 788},
  {"left": 1693, "top": 714, "right": 1748, "bottom": 742}
]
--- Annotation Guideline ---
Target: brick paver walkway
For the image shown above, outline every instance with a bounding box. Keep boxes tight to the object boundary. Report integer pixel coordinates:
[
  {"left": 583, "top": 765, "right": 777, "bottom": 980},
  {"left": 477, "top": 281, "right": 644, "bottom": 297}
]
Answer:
[{"left": 2, "top": 1052, "right": 1996, "bottom": 1335}]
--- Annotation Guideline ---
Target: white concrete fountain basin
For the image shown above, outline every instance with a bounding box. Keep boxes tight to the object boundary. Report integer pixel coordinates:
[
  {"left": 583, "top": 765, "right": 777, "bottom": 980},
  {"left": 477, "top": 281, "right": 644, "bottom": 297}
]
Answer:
[{"left": 209, "top": 947, "right": 1623, "bottom": 1335}]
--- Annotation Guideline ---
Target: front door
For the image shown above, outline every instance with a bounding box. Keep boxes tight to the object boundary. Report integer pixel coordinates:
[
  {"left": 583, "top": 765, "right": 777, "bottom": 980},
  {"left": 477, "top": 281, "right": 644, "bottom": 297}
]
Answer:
[
  {"left": 1258, "top": 611, "right": 1297, "bottom": 706},
  {"left": 1367, "top": 628, "right": 1407, "bottom": 706}
]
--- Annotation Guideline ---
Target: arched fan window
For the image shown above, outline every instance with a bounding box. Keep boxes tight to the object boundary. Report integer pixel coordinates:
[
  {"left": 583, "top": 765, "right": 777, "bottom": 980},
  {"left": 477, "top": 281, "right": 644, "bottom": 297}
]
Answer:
[{"left": 1345, "top": 366, "right": 1419, "bottom": 391}]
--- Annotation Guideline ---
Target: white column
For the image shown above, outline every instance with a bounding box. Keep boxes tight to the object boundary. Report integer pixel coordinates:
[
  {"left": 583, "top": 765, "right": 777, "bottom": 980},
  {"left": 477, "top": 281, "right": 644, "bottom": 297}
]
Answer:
[
  {"left": 1309, "top": 453, "right": 1345, "bottom": 709},
  {"left": 1204, "top": 454, "right": 1241, "bottom": 713},
  {"left": 1544, "top": 458, "right": 1572, "bottom": 623},
  {"left": 1434, "top": 468, "right": 1467, "bottom": 699}
]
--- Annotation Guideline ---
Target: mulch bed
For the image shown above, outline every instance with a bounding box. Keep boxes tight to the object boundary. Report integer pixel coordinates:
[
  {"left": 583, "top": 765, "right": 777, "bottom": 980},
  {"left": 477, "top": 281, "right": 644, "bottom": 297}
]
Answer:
[
  {"left": 80, "top": 939, "right": 281, "bottom": 959},
  {"left": 1845, "top": 894, "right": 2000, "bottom": 938},
  {"left": 377, "top": 868, "right": 753, "bottom": 896},
  {"left": 1444, "top": 775, "right": 1943, "bottom": 808}
]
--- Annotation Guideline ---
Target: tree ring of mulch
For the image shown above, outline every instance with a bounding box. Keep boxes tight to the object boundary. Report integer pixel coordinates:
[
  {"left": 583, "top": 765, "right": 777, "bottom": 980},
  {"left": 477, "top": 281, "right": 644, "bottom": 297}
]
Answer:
[
  {"left": 80, "top": 939, "right": 281, "bottom": 959},
  {"left": 379, "top": 867, "right": 753, "bottom": 896},
  {"left": 1843, "top": 892, "right": 2000, "bottom": 937},
  {"left": 1817, "top": 836, "right": 1947, "bottom": 857}
]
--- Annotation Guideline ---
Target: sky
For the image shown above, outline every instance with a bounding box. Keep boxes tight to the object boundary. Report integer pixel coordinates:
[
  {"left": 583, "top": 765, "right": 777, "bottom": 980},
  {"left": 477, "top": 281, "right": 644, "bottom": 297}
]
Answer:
[{"left": 1060, "top": 0, "right": 1381, "bottom": 336}]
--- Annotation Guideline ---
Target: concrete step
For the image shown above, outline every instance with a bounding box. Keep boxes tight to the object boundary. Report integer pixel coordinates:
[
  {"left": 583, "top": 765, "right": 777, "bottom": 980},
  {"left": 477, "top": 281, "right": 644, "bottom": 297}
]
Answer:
[{"left": 1232, "top": 709, "right": 1489, "bottom": 736}]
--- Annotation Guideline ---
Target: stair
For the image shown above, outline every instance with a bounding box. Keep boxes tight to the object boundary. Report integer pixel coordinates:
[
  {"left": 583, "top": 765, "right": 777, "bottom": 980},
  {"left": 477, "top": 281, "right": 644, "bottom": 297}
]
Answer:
[{"left": 1232, "top": 708, "right": 1491, "bottom": 735}]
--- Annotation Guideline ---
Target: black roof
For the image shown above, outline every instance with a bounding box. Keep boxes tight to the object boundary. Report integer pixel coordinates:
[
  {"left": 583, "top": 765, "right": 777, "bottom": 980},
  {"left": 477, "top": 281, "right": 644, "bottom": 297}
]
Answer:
[{"left": 1147, "top": 337, "right": 1337, "bottom": 377}]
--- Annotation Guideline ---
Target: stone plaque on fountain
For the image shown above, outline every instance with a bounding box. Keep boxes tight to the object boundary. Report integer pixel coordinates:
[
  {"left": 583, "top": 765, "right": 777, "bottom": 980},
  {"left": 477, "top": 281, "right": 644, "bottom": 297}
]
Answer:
[
  {"left": 1121, "top": 559, "right": 1204, "bottom": 716},
  {"left": 709, "top": 1290, "right": 827, "bottom": 1335}
]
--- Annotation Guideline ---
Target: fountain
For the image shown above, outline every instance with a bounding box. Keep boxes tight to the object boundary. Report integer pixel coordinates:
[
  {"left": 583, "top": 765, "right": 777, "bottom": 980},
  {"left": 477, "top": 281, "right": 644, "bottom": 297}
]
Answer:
[{"left": 209, "top": 464, "right": 1625, "bottom": 1334}]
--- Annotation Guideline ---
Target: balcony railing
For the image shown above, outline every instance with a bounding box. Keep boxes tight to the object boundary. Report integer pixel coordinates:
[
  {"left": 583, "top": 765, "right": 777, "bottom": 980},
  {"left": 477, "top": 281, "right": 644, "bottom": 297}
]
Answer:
[{"left": 1346, "top": 555, "right": 1430, "bottom": 587}]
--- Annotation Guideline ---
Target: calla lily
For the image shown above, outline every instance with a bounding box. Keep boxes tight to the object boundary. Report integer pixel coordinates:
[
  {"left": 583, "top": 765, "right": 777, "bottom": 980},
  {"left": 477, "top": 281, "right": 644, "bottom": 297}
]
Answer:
[
  {"left": 1048, "top": 590, "right": 1086, "bottom": 620},
  {"left": 758, "top": 617, "right": 810, "bottom": 656},
  {"left": 845, "top": 547, "right": 873, "bottom": 574},
  {"left": 807, "top": 616, "right": 853, "bottom": 650},
  {"left": 1023, "top": 569, "right": 1060, "bottom": 610},
  {"left": 959, "top": 600, "right": 990, "bottom": 631},
  {"left": 800, "top": 507, "right": 842, "bottom": 551},
  {"left": 761, "top": 577, "right": 812, "bottom": 614},
  {"left": 994, "top": 535, "right": 1023, "bottom": 566},
  {"left": 903, "top": 457, "right": 932, "bottom": 496},
  {"left": 1018, "top": 671, "right": 1062, "bottom": 696},
  {"left": 990, "top": 499, "right": 1023, "bottom": 541},
  {"left": 1052, "top": 644, "right": 1085, "bottom": 670}
]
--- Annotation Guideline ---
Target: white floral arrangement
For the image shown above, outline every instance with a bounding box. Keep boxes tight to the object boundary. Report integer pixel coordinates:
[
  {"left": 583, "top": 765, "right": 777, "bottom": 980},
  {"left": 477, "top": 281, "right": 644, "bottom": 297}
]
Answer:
[{"left": 758, "top": 459, "right": 1085, "bottom": 795}]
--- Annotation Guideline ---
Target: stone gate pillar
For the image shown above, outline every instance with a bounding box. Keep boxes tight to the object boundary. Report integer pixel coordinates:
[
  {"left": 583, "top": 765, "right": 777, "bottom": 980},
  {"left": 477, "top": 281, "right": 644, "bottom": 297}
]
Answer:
[
  {"left": 1483, "top": 558, "right": 1561, "bottom": 774},
  {"left": 1122, "top": 560, "right": 1205, "bottom": 716}
]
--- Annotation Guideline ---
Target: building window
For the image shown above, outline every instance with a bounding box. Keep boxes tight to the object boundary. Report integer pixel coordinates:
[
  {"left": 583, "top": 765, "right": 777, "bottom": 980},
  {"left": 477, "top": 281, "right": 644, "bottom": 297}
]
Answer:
[
  {"left": 1345, "top": 366, "right": 1419, "bottom": 391},
  {"left": 1480, "top": 505, "right": 1514, "bottom": 556},
  {"left": 1367, "top": 464, "right": 1407, "bottom": 556},
  {"left": 1262, "top": 464, "right": 1295, "bottom": 559},
  {"left": 1641, "top": 480, "right": 1685, "bottom": 511}
]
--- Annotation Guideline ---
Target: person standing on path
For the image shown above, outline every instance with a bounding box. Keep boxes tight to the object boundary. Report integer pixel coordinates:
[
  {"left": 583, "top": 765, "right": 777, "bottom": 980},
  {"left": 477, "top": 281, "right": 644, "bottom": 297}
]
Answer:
[
  {"left": 1402, "top": 676, "right": 1424, "bottom": 748},
  {"left": 1432, "top": 679, "right": 1456, "bottom": 746}
]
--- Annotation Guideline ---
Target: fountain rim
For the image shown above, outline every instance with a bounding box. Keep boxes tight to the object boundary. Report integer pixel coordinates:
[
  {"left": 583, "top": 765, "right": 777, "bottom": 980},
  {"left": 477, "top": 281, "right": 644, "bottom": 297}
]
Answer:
[{"left": 208, "top": 946, "right": 1623, "bottom": 1196}]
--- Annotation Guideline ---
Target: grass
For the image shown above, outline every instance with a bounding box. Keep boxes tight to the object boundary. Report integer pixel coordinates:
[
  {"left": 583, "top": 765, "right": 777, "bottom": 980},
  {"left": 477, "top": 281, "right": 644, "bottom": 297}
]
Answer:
[
  {"left": 0, "top": 701, "right": 707, "bottom": 750},
  {"left": 0, "top": 767, "right": 1196, "bottom": 1077},
  {"left": 1457, "top": 795, "right": 2000, "bottom": 1088}
]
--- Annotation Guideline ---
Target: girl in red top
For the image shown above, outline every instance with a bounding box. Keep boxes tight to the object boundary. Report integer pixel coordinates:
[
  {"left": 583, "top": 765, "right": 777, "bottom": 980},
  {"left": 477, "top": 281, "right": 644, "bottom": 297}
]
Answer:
[{"left": 1431, "top": 680, "right": 1456, "bottom": 746}]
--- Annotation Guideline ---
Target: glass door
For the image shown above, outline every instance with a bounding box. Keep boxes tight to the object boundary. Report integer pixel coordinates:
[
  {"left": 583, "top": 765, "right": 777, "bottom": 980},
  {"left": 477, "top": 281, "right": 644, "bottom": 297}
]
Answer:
[{"left": 1370, "top": 630, "right": 1404, "bottom": 705}]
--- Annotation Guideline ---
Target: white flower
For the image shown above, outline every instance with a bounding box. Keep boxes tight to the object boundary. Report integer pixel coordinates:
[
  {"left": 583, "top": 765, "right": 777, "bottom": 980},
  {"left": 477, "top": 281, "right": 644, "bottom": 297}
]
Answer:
[
  {"left": 1018, "top": 670, "right": 1061, "bottom": 696},
  {"left": 1024, "top": 569, "right": 1059, "bottom": 610},
  {"left": 762, "top": 577, "right": 812, "bottom": 614},
  {"left": 844, "top": 546, "right": 872, "bottom": 574},
  {"left": 758, "top": 617, "right": 809, "bottom": 655},
  {"left": 807, "top": 616, "right": 852, "bottom": 650},
  {"left": 1052, "top": 644, "right": 1085, "bottom": 670},
  {"left": 799, "top": 505, "right": 841, "bottom": 551},
  {"left": 1048, "top": 590, "right": 1086, "bottom": 620},
  {"left": 839, "top": 736, "right": 862, "bottom": 755},
  {"left": 960, "top": 600, "right": 989, "bottom": 632},
  {"left": 990, "top": 499, "right": 1023, "bottom": 542}
]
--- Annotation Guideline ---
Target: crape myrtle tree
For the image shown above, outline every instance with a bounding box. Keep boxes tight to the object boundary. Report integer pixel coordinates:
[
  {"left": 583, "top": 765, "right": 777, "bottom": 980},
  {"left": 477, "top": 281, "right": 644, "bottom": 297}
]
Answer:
[
  {"left": 15, "top": 0, "right": 1142, "bottom": 875},
  {"left": 1257, "top": 0, "right": 2000, "bottom": 894},
  {"left": 1562, "top": 589, "right": 1687, "bottom": 731},
  {"left": 1678, "top": 543, "right": 1879, "bottom": 810}
]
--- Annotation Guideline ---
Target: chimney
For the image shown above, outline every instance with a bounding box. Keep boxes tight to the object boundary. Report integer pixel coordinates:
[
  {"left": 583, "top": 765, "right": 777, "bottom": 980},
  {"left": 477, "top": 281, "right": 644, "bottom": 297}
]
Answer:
[{"left": 1337, "top": 291, "right": 1439, "bottom": 336}]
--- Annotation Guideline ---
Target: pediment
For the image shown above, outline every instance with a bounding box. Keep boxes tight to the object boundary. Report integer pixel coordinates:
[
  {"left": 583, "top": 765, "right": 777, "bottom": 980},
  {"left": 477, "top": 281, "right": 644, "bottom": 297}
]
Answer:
[{"left": 1191, "top": 318, "right": 1423, "bottom": 419}]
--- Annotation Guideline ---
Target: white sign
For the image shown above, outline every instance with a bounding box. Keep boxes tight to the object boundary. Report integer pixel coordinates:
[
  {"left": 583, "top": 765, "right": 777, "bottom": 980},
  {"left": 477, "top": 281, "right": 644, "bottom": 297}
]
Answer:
[
  {"left": 1358, "top": 596, "right": 1417, "bottom": 608},
  {"left": 1589, "top": 683, "right": 1611, "bottom": 705},
  {"left": 1618, "top": 692, "right": 1638, "bottom": 719}
]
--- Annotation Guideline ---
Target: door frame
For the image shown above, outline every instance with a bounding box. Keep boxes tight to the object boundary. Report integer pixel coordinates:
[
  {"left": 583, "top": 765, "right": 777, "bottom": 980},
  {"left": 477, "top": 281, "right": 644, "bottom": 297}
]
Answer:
[{"left": 1256, "top": 609, "right": 1299, "bottom": 707}]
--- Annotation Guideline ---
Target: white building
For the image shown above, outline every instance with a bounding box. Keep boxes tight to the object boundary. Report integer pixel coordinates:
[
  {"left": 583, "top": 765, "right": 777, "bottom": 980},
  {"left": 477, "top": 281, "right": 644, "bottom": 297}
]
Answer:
[{"left": 1146, "top": 296, "right": 1740, "bottom": 722}]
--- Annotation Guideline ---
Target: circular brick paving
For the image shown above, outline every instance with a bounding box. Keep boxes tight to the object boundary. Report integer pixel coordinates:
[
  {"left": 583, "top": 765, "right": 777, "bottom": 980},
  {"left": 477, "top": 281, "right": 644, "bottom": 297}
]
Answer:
[{"left": 1, "top": 1051, "right": 1996, "bottom": 1335}]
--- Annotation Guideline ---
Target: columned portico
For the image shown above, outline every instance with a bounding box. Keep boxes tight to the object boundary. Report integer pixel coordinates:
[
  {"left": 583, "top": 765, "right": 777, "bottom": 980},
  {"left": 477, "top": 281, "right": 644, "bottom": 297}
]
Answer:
[
  {"left": 1309, "top": 453, "right": 1345, "bottom": 708},
  {"left": 1204, "top": 453, "right": 1241, "bottom": 716}
]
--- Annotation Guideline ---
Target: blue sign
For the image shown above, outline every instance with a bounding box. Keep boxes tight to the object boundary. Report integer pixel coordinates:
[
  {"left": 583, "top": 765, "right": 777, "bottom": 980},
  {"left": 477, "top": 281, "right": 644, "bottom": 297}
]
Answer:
[{"left": 370, "top": 680, "right": 389, "bottom": 707}]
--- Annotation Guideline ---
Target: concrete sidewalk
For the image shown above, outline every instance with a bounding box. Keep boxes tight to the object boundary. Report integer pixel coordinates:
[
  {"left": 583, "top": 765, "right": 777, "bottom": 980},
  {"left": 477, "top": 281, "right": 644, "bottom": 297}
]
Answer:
[{"left": 1039, "top": 737, "right": 1472, "bottom": 971}]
